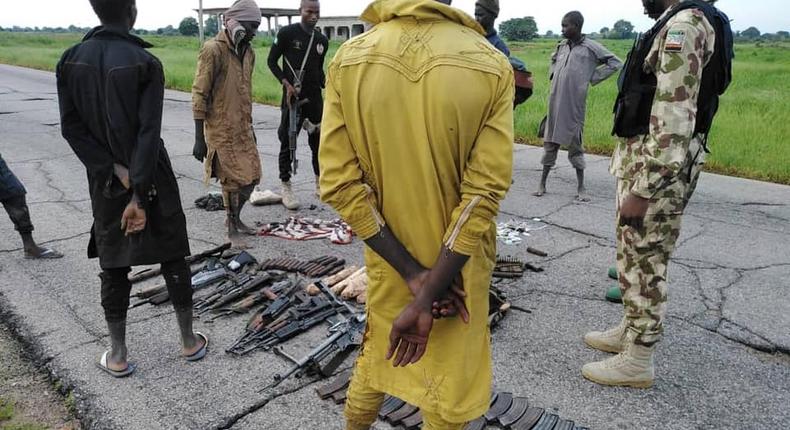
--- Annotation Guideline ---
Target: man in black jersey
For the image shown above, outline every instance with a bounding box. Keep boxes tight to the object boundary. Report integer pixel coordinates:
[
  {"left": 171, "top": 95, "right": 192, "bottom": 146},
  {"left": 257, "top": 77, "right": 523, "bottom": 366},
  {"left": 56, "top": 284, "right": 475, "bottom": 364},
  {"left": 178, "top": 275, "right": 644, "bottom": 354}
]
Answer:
[{"left": 267, "top": 0, "right": 328, "bottom": 210}]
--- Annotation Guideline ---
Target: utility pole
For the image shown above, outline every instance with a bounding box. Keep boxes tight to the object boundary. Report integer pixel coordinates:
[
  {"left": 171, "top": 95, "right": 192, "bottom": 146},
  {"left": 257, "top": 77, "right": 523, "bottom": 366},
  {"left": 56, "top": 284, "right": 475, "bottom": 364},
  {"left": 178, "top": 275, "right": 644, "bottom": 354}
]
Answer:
[{"left": 198, "top": 0, "right": 205, "bottom": 45}]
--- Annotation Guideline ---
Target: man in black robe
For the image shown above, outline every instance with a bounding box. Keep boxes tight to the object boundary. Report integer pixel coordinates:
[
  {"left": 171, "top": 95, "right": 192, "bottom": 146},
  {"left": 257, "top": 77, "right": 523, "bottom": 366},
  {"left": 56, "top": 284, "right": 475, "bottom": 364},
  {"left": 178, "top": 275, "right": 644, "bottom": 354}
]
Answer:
[{"left": 57, "top": 0, "right": 206, "bottom": 377}]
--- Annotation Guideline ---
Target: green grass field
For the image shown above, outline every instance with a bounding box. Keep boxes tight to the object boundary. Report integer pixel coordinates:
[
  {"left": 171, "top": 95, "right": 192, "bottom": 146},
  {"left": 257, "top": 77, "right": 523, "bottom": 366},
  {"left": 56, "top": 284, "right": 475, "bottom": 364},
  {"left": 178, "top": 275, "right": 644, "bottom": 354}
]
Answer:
[{"left": 1, "top": 32, "right": 788, "bottom": 184}]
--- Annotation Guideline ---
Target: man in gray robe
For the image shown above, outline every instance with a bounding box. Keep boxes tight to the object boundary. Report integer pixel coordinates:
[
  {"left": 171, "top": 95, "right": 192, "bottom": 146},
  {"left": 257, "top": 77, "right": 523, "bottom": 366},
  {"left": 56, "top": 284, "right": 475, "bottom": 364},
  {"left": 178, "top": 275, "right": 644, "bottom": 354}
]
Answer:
[{"left": 535, "top": 11, "right": 622, "bottom": 201}]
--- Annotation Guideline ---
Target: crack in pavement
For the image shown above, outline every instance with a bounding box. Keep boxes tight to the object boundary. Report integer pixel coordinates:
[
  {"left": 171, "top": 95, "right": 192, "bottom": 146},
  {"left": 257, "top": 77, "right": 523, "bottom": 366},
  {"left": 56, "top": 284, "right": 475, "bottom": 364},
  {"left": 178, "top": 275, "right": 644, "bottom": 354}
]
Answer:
[
  {"left": 216, "top": 368, "right": 351, "bottom": 430},
  {"left": 30, "top": 160, "right": 85, "bottom": 213}
]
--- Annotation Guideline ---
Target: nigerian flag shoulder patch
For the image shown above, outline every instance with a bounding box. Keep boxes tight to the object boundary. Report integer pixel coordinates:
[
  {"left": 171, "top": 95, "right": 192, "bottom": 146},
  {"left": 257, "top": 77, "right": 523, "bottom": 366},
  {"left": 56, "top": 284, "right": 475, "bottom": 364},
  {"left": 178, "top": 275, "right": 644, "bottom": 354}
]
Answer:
[{"left": 665, "top": 29, "right": 685, "bottom": 52}]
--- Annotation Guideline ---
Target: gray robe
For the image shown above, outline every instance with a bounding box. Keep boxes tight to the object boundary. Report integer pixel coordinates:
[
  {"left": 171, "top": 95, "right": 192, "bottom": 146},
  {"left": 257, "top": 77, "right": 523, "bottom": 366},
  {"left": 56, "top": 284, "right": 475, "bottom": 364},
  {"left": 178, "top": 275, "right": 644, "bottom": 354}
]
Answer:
[{"left": 545, "top": 37, "right": 623, "bottom": 146}]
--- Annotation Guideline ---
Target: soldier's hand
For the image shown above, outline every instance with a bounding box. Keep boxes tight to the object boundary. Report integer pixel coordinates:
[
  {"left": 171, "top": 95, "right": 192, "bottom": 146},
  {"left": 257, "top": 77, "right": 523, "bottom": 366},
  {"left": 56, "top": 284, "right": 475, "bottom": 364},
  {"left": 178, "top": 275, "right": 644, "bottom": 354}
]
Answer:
[
  {"left": 283, "top": 80, "right": 297, "bottom": 108},
  {"left": 619, "top": 194, "right": 649, "bottom": 230}
]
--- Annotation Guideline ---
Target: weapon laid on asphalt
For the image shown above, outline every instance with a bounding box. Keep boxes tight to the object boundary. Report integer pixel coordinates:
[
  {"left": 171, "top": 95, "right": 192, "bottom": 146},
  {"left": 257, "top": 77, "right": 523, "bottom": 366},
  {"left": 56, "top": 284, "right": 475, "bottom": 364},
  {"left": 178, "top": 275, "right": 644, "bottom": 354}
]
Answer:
[
  {"left": 532, "top": 411, "right": 559, "bottom": 430},
  {"left": 130, "top": 257, "right": 243, "bottom": 309},
  {"left": 259, "top": 313, "right": 366, "bottom": 392},
  {"left": 128, "top": 243, "right": 231, "bottom": 283},
  {"left": 227, "top": 282, "right": 355, "bottom": 355},
  {"left": 511, "top": 407, "right": 545, "bottom": 430},
  {"left": 315, "top": 369, "right": 351, "bottom": 400},
  {"left": 494, "top": 256, "right": 526, "bottom": 279},
  {"left": 258, "top": 255, "right": 346, "bottom": 278},
  {"left": 485, "top": 391, "right": 513, "bottom": 423},
  {"left": 498, "top": 396, "right": 529, "bottom": 427},
  {"left": 463, "top": 418, "right": 486, "bottom": 430},
  {"left": 378, "top": 396, "right": 405, "bottom": 418},
  {"left": 527, "top": 246, "right": 548, "bottom": 257},
  {"left": 385, "top": 403, "right": 419, "bottom": 425}
]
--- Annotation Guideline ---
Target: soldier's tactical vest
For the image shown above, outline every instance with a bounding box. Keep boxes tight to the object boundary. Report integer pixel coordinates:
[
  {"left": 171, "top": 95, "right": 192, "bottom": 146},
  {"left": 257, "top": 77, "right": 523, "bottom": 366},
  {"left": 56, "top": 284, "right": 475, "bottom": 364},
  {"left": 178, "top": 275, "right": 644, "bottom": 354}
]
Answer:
[{"left": 612, "top": 0, "right": 733, "bottom": 140}]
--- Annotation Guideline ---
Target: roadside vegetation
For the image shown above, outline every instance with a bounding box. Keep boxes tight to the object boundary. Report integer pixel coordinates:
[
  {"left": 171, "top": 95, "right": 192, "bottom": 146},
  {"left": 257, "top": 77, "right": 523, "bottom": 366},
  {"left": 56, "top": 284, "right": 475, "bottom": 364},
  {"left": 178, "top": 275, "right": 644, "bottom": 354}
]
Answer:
[{"left": 1, "top": 32, "right": 788, "bottom": 184}]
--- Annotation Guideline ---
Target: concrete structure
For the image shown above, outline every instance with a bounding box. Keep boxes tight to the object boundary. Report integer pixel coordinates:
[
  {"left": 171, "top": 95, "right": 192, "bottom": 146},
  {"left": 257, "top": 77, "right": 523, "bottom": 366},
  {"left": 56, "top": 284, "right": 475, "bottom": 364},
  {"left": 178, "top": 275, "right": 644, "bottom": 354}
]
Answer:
[
  {"left": 315, "top": 16, "right": 367, "bottom": 41},
  {"left": 195, "top": 7, "right": 301, "bottom": 39},
  {"left": 194, "top": 7, "right": 366, "bottom": 42}
]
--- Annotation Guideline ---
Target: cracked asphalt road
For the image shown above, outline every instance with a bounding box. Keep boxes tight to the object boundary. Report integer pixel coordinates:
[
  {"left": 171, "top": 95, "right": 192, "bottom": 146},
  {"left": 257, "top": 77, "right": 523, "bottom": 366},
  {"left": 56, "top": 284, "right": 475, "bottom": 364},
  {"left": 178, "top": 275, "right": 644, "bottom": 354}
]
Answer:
[{"left": 1, "top": 64, "right": 789, "bottom": 430}]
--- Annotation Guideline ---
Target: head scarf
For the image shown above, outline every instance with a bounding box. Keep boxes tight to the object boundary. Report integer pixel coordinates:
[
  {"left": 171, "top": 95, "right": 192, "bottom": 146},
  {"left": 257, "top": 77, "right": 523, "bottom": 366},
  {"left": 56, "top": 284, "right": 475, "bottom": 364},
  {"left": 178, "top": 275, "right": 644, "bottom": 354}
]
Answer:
[
  {"left": 224, "top": 0, "right": 262, "bottom": 24},
  {"left": 476, "top": 0, "right": 499, "bottom": 17},
  {"left": 224, "top": 0, "right": 260, "bottom": 51}
]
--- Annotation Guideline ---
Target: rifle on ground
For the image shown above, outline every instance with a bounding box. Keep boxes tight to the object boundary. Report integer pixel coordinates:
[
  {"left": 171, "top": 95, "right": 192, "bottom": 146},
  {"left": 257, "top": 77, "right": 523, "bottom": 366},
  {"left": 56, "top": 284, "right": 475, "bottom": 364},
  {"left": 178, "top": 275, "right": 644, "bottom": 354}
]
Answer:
[
  {"left": 128, "top": 243, "right": 231, "bottom": 283},
  {"left": 260, "top": 312, "right": 366, "bottom": 392}
]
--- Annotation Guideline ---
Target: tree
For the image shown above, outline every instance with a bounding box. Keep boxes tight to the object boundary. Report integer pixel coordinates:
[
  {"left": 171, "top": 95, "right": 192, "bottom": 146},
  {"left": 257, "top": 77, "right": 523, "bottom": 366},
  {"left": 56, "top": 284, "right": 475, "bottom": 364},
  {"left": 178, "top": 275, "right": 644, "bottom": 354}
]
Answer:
[
  {"left": 545, "top": 30, "right": 554, "bottom": 38},
  {"left": 741, "top": 26, "right": 761, "bottom": 39},
  {"left": 599, "top": 27, "right": 610, "bottom": 37},
  {"left": 179, "top": 17, "right": 199, "bottom": 36},
  {"left": 611, "top": 20, "right": 635, "bottom": 40},
  {"left": 777, "top": 31, "right": 790, "bottom": 40},
  {"left": 499, "top": 17, "right": 539, "bottom": 41},
  {"left": 205, "top": 15, "right": 219, "bottom": 37}
]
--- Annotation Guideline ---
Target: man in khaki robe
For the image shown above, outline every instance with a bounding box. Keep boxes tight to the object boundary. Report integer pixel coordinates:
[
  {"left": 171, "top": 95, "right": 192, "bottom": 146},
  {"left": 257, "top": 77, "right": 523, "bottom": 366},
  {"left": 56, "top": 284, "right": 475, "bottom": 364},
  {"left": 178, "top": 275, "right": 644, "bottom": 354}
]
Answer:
[{"left": 192, "top": 0, "right": 262, "bottom": 248}]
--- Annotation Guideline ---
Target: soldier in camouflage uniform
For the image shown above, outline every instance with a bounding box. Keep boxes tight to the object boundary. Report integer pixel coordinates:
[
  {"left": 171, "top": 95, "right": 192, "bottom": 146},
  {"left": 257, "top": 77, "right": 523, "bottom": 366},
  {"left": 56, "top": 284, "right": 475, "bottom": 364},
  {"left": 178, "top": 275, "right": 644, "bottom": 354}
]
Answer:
[{"left": 582, "top": 0, "right": 718, "bottom": 388}]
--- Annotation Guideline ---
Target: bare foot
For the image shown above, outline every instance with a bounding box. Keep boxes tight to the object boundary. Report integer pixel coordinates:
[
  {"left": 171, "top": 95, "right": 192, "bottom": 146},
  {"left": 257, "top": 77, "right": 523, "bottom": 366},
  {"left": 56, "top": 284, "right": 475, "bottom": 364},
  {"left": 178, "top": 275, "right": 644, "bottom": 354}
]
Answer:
[
  {"left": 105, "top": 348, "right": 129, "bottom": 372},
  {"left": 576, "top": 190, "right": 590, "bottom": 202},
  {"left": 533, "top": 186, "right": 546, "bottom": 197},
  {"left": 182, "top": 333, "right": 207, "bottom": 357}
]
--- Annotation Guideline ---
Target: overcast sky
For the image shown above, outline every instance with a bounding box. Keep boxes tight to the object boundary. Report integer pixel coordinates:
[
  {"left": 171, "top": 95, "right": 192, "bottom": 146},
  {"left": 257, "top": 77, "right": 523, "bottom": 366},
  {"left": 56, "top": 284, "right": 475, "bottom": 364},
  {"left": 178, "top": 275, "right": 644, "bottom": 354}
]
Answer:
[{"left": 0, "top": 0, "right": 785, "bottom": 34}]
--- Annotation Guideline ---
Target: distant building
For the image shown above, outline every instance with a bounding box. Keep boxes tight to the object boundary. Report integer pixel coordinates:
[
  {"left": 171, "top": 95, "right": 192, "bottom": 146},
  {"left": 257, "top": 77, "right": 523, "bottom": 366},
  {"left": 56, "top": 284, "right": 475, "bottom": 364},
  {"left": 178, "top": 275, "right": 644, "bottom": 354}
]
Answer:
[
  {"left": 195, "top": 7, "right": 367, "bottom": 41},
  {"left": 316, "top": 16, "right": 367, "bottom": 41}
]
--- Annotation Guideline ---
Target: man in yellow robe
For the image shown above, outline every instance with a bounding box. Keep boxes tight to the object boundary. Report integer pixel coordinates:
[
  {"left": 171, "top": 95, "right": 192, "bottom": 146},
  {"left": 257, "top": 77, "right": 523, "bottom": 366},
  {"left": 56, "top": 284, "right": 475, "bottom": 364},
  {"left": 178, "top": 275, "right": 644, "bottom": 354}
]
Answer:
[{"left": 319, "top": 1, "right": 514, "bottom": 428}]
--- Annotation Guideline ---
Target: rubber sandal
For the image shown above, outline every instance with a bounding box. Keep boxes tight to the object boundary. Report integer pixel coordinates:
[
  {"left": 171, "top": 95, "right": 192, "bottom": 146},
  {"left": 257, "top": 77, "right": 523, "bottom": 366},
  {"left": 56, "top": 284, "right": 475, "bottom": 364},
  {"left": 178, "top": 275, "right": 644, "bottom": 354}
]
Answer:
[
  {"left": 96, "top": 350, "right": 136, "bottom": 378},
  {"left": 24, "top": 248, "right": 63, "bottom": 260}
]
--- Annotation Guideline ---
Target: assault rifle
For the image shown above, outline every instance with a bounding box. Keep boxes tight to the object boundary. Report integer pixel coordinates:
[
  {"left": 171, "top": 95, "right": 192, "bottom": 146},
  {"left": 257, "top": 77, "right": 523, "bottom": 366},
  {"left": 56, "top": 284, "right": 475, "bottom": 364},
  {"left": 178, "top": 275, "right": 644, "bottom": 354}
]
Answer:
[
  {"left": 288, "top": 92, "right": 309, "bottom": 176},
  {"left": 260, "top": 312, "right": 366, "bottom": 392}
]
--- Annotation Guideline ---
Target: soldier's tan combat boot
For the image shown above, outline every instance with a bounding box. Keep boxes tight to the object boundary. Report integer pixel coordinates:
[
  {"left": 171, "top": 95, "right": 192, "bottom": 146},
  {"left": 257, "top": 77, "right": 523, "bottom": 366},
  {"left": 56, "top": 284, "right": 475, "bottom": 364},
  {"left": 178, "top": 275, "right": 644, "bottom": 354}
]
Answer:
[
  {"left": 281, "top": 181, "right": 300, "bottom": 210},
  {"left": 581, "top": 333, "right": 655, "bottom": 388},
  {"left": 584, "top": 317, "right": 627, "bottom": 353}
]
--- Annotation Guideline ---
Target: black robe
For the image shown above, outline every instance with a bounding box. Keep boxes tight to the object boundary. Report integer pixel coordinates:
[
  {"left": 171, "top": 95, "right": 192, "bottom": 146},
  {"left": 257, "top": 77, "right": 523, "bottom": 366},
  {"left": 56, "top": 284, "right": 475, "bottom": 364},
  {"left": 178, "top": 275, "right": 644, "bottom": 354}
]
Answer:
[{"left": 56, "top": 27, "right": 189, "bottom": 269}]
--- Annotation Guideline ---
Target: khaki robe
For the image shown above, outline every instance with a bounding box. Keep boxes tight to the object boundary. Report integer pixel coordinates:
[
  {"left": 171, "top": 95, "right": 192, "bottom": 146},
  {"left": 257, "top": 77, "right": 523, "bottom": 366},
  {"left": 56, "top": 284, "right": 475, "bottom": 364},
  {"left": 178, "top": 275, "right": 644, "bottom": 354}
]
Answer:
[{"left": 192, "top": 31, "right": 261, "bottom": 191}]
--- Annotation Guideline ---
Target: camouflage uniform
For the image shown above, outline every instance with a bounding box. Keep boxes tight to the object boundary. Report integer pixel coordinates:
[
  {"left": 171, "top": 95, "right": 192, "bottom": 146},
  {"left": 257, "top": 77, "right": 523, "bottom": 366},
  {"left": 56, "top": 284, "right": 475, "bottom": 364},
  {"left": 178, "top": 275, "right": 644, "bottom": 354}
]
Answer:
[{"left": 609, "top": 7, "right": 716, "bottom": 346}]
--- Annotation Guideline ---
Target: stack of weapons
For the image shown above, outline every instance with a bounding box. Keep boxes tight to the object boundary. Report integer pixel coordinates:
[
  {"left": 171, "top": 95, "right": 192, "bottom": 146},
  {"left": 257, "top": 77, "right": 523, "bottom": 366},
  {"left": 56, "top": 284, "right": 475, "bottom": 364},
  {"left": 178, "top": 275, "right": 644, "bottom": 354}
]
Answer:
[
  {"left": 131, "top": 250, "right": 262, "bottom": 310},
  {"left": 227, "top": 280, "right": 358, "bottom": 356},
  {"left": 130, "top": 244, "right": 235, "bottom": 307},
  {"left": 193, "top": 273, "right": 296, "bottom": 322},
  {"left": 258, "top": 255, "right": 346, "bottom": 278},
  {"left": 261, "top": 312, "right": 366, "bottom": 392},
  {"left": 128, "top": 243, "right": 232, "bottom": 284},
  {"left": 317, "top": 373, "right": 588, "bottom": 430}
]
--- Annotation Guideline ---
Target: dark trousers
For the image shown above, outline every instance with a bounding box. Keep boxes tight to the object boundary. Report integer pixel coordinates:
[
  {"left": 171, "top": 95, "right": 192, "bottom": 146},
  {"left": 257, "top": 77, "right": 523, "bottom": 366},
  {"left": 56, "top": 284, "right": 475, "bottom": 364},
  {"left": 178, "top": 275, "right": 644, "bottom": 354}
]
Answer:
[
  {"left": 100, "top": 259, "right": 193, "bottom": 323},
  {"left": 277, "top": 91, "right": 324, "bottom": 183},
  {"left": 0, "top": 154, "right": 33, "bottom": 234}
]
